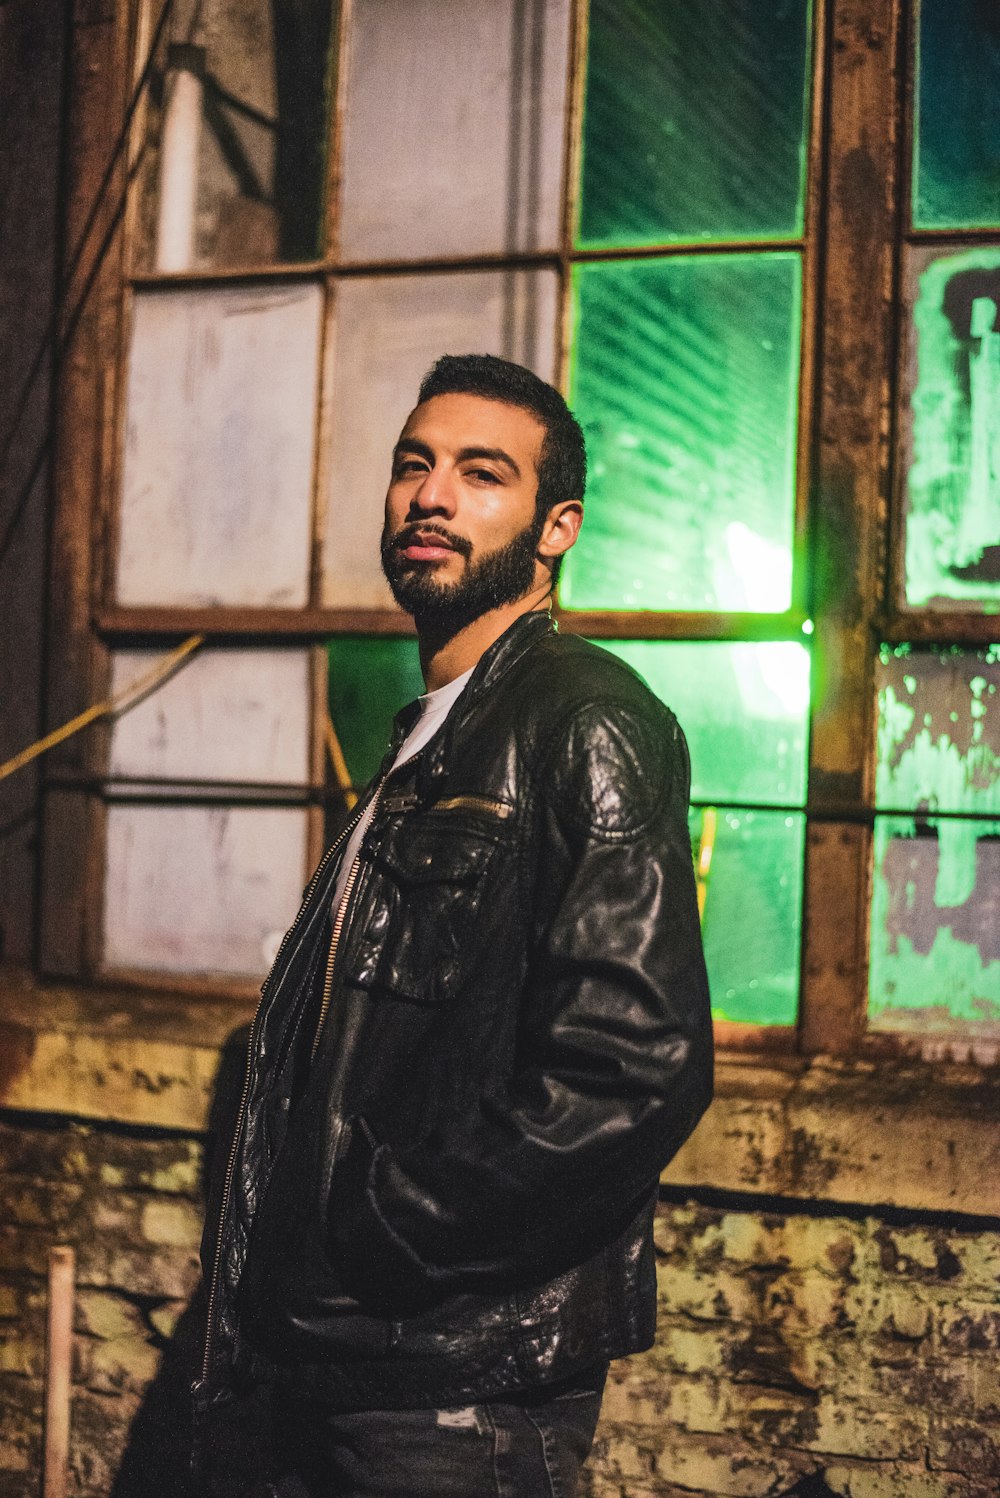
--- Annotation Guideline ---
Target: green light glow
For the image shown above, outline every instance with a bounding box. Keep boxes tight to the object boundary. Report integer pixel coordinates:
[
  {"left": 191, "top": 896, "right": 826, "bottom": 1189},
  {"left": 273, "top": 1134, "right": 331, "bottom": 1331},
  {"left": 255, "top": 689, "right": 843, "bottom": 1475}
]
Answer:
[
  {"left": 599, "top": 640, "right": 810, "bottom": 806},
  {"left": 913, "top": 0, "right": 1000, "bottom": 231},
  {"left": 692, "top": 807, "right": 803, "bottom": 1027},
  {"left": 578, "top": 0, "right": 812, "bottom": 249},
  {"left": 905, "top": 247, "right": 1000, "bottom": 609},
  {"left": 327, "top": 636, "right": 424, "bottom": 788},
  {"left": 562, "top": 253, "right": 801, "bottom": 613}
]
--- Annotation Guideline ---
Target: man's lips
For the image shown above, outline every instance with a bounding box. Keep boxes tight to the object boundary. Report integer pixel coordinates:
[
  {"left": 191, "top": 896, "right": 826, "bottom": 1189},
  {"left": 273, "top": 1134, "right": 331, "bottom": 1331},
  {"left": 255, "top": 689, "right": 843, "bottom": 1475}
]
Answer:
[{"left": 394, "top": 529, "right": 466, "bottom": 563}]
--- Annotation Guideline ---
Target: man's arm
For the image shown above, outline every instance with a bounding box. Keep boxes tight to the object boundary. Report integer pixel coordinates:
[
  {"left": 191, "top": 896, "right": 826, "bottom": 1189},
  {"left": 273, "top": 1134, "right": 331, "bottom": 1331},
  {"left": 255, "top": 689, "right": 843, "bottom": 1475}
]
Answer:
[{"left": 329, "top": 697, "right": 713, "bottom": 1310}]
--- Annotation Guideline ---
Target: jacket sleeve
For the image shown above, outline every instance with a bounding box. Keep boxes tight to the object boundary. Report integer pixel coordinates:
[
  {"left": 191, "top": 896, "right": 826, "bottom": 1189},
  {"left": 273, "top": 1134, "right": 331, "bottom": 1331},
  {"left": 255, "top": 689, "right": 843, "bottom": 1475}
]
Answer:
[{"left": 328, "top": 697, "right": 714, "bottom": 1311}]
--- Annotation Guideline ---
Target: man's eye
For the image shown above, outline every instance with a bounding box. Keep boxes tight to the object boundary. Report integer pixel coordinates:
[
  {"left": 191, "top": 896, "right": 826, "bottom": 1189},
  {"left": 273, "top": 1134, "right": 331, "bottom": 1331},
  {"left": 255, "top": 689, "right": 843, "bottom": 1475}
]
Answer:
[
  {"left": 468, "top": 467, "right": 501, "bottom": 484},
  {"left": 394, "top": 460, "right": 426, "bottom": 477}
]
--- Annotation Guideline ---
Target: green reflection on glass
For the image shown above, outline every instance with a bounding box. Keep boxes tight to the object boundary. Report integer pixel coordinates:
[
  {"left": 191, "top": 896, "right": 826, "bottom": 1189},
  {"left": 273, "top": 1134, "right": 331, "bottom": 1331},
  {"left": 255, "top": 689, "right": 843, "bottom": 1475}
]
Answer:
[
  {"left": 876, "top": 644, "right": 1000, "bottom": 816},
  {"left": 578, "top": 0, "right": 812, "bottom": 249},
  {"left": 327, "top": 636, "right": 424, "bottom": 787},
  {"left": 869, "top": 815, "right": 1000, "bottom": 1035},
  {"left": 905, "top": 247, "right": 1000, "bottom": 608},
  {"left": 562, "top": 254, "right": 800, "bottom": 612},
  {"left": 692, "top": 807, "right": 802, "bottom": 1026},
  {"left": 914, "top": 0, "right": 1000, "bottom": 231},
  {"left": 600, "top": 640, "right": 810, "bottom": 806}
]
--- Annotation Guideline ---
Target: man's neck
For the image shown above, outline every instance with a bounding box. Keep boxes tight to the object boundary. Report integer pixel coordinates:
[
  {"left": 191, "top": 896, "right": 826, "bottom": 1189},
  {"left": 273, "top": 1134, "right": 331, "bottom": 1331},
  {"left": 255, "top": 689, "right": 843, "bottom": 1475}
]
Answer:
[{"left": 417, "top": 585, "right": 552, "bottom": 692}]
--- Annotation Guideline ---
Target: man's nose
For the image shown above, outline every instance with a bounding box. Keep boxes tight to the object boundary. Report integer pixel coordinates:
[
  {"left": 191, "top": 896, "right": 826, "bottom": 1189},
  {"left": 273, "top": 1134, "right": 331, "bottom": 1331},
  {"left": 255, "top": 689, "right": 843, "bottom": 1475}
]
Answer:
[{"left": 409, "top": 465, "right": 457, "bottom": 517}]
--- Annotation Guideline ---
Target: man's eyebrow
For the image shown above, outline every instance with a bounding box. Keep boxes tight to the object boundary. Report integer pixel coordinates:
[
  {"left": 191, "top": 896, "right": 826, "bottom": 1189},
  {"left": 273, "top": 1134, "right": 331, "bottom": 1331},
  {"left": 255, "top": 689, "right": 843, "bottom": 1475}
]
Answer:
[
  {"left": 392, "top": 438, "right": 435, "bottom": 464},
  {"left": 455, "top": 446, "right": 522, "bottom": 479}
]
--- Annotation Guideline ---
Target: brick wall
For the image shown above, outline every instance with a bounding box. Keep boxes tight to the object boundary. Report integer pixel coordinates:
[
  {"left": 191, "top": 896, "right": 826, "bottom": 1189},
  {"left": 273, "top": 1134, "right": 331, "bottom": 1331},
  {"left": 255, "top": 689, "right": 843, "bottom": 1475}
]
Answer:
[{"left": 2, "top": 1115, "right": 999, "bottom": 1498}]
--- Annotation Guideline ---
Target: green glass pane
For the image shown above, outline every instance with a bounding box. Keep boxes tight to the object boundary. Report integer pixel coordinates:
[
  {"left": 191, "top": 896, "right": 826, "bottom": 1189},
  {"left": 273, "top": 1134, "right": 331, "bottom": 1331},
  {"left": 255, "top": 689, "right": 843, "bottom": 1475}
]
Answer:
[
  {"left": 914, "top": 0, "right": 1000, "bottom": 230},
  {"left": 578, "top": 0, "right": 812, "bottom": 249},
  {"left": 876, "top": 645, "right": 1000, "bottom": 816},
  {"left": 692, "top": 807, "right": 802, "bottom": 1027},
  {"left": 600, "top": 640, "right": 810, "bottom": 806},
  {"left": 562, "top": 254, "right": 800, "bottom": 612},
  {"left": 869, "top": 815, "right": 1000, "bottom": 1037},
  {"left": 904, "top": 247, "right": 1000, "bottom": 609},
  {"left": 327, "top": 636, "right": 424, "bottom": 787}
]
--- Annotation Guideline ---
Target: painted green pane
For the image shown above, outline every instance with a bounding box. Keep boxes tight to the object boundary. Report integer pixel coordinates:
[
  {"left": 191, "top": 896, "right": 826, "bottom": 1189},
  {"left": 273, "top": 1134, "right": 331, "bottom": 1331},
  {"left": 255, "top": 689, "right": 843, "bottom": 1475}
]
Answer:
[
  {"left": 876, "top": 645, "right": 1000, "bottom": 816},
  {"left": 600, "top": 640, "right": 810, "bottom": 806},
  {"left": 562, "top": 254, "right": 800, "bottom": 612},
  {"left": 914, "top": 0, "right": 1000, "bottom": 230},
  {"left": 903, "top": 247, "right": 1000, "bottom": 609},
  {"left": 692, "top": 807, "right": 802, "bottom": 1027},
  {"left": 869, "top": 815, "right": 1000, "bottom": 1038},
  {"left": 578, "top": 0, "right": 812, "bottom": 249},
  {"left": 327, "top": 636, "right": 424, "bottom": 788}
]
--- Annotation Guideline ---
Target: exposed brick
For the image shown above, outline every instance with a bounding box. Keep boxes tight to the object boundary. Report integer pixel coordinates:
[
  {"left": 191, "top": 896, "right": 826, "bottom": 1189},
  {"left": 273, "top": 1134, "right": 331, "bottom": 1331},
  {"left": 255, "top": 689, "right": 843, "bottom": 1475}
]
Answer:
[{"left": 139, "top": 1197, "right": 202, "bottom": 1249}]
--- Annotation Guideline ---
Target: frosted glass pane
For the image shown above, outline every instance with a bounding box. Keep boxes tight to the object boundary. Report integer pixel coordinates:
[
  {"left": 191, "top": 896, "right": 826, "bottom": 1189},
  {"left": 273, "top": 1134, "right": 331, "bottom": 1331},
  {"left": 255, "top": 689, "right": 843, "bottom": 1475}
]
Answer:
[
  {"left": 561, "top": 254, "right": 801, "bottom": 612},
  {"left": 117, "top": 283, "right": 321, "bottom": 607},
  {"left": 327, "top": 637, "right": 424, "bottom": 787},
  {"left": 869, "top": 815, "right": 1000, "bottom": 1038},
  {"left": 914, "top": 0, "right": 1000, "bottom": 231},
  {"left": 902, "top": 247, "right": 1000, "bottom": 609},
  {"left": 601, "top": 641, "right": 810, "bottom": 806},
  {"left": 322, "top": 269, "right": 559, "bottom": 606},
  {"left": 134, "top": 0, "right": 335, "bottom": 270},
  {"left": 339, "top": 0, "right": 570, "bottom": 260},
  {"left": 694, "top": 807, "right": 803, "bottom": 1027},
  {"left": 103, "top": 804, "right": 307, "bottom": 976},
  {"left": 109, "top": 648, "right": 311, "bottom": 786},
  {"left": 579, "top": 0, "right": 812, "bottom": 248},
  {"left": 876, "top": 645, "right": 1000, "bottom": 817}
]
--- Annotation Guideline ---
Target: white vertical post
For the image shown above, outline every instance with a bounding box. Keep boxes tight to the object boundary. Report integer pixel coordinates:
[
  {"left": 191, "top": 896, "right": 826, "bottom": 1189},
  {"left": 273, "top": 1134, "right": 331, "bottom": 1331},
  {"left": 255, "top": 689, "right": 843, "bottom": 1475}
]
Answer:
[
  {"left": 43, "top": 1245, "right": 75, "bottom": 1498},
  {"left": 155, "top": 42, "right": 206, "bottom": 272}
]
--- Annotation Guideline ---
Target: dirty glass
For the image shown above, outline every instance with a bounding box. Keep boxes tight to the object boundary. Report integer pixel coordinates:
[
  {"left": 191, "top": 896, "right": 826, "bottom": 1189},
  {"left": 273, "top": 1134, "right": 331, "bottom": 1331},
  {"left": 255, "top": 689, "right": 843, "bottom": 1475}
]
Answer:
[
  {"left": 322, "top": 269, "right": 559, "bottom": 607},
  {"left": 869, "top": 645, "right": 1000, "bottom": 1036},
  {"left": 578, "top": 0, "right": 812, "bottom": 249},
  {"left": 913, "top": 0, "right": 1000, "bottom": 231},
  {"left": 902, "top": 247, "right": 1000, "bottom": 610},
  {"left": 117, "top": 283, "right": 321, "bottom": 608},
  {"left": 108, "top": 649, "right": 311, "bottom": 788},
  {"left": 561, "top": 253, "right": 800, "bottom": 613},
  {"left": 599, "top": 640, "right": 810, "bottom": 807},
  {"left": 134, "top": 0, "right": 335, "bottom": 271},
  {"left": 692, "top": 807, "right": 803, "bottom": 1027},
  {"left": 338, "top": 0, "right": 570, "bottom": 261},
  {"left": 327, "top": 636, "right": 424, "bottom": 788},
  {"left": 103, "top": 804, "right": 308, "bottom": 976}
]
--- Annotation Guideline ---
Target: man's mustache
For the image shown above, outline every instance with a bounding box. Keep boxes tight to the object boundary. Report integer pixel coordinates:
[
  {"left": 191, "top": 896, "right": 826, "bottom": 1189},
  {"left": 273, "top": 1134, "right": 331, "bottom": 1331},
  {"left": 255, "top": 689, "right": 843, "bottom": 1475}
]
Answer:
[{"left": 383, "top": 522, "right": 474, "bottom": 561}]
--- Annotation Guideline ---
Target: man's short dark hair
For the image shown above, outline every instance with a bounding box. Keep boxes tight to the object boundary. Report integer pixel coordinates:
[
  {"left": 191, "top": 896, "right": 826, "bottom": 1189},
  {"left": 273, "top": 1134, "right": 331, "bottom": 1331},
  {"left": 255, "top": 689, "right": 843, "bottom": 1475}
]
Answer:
[{"left": 417, "top": 354, "right": 587, "bottom": 584}]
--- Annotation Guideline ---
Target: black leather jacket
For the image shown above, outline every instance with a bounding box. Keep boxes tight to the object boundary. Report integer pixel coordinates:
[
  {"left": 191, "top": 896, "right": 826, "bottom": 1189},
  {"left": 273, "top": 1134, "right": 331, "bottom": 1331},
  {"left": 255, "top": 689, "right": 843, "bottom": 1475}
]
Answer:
[{"left": 196, "top": 613, "right": 712, "bottom": 1417}]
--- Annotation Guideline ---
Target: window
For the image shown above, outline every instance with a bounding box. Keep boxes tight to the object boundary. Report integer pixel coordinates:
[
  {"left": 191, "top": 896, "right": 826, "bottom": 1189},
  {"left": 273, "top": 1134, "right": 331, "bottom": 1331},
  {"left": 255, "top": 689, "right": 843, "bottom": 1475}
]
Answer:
[{"left": 44, "top": 0, "right": 999, "bottom": 1064}]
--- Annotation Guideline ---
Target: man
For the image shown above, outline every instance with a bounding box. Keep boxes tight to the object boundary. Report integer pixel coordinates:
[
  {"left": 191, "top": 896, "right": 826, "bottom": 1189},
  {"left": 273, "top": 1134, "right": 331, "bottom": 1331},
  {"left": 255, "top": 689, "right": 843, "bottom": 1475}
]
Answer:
[{"left": 196, "top": 354, "right": 713, "bottom": 1497}]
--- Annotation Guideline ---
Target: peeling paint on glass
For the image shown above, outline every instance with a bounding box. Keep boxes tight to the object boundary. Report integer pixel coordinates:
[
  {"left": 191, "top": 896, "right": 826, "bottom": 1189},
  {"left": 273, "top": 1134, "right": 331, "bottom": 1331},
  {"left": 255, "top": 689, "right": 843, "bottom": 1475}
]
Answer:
[
  {"left": 869, "top": 644, "right": 1000, "bottom": 1036},
  {"left": 903, "top": 247, "right": 1000, "bottom": 609},
  {"left": 562, "top": 253, "right": 801, "bottom": 612},
  {"left": 577, "top": 0, "right": 812, "bottom": 249},
  {"left": 913, "top": 0, "right": 1000, "bottom": 231}
]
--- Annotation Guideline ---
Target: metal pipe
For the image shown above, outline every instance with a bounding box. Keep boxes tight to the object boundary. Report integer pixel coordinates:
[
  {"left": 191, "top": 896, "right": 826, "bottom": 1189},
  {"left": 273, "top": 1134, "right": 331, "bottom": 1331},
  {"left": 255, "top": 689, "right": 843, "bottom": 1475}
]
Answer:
[
  {"left": 155, "top": 42, "right": 206, "bottom": 271},
  {"left": 43, "top": 1245, "right": 76, "bottom": 1498}
]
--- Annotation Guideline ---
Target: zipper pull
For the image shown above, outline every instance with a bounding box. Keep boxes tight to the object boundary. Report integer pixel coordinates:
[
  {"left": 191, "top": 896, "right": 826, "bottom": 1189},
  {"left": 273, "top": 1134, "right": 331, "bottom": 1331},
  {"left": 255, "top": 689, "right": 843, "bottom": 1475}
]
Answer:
[{"left": 381, "top": 791, "right": 420, "bottom": 815}]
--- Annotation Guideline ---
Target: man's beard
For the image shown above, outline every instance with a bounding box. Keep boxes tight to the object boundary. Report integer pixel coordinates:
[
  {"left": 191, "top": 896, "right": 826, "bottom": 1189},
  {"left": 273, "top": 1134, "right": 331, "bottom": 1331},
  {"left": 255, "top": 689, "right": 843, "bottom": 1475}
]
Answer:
[{"left": 380, "top": 513, "right": 545, "bottom": 631}]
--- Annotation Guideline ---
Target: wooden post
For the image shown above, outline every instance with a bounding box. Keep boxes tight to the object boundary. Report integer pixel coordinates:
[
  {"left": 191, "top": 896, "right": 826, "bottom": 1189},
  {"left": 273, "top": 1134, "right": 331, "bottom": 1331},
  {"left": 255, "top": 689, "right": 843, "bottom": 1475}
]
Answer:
[{"left": 43, "top": 1245, "right": 76, "bottom": 1498}]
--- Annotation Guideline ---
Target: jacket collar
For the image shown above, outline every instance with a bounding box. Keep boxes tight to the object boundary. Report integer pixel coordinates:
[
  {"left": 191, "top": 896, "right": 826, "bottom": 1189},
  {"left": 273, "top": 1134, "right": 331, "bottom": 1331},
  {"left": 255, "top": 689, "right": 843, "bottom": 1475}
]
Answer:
[{"left": 383, "top": 610, "right": 555, "bottom": 788}]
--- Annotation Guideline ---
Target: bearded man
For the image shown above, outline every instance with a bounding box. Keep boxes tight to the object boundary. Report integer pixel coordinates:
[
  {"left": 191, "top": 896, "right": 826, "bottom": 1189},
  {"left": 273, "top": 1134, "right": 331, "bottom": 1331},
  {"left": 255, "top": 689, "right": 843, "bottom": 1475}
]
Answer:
[{"left": 196, "top": 354, "right": 713, "bottom": 1497}]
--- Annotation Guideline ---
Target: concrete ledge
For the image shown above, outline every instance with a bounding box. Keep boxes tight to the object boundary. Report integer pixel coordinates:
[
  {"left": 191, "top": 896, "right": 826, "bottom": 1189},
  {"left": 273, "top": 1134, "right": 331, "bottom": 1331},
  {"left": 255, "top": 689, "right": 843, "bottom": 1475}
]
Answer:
[{"left": 2, "top": 969, "right": 999, "bottom": 1218}]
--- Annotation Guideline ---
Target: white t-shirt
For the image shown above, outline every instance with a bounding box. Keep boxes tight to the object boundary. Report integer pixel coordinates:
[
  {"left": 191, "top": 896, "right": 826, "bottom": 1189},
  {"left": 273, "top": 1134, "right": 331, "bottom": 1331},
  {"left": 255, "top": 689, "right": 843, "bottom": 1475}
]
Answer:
[{"left": 329, "top": 667, "right": 474, "bottom": 919}]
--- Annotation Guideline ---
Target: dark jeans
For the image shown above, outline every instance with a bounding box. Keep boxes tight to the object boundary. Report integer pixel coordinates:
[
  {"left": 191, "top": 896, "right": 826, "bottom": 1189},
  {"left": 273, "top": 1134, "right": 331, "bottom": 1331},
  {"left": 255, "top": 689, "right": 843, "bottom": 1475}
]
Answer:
[{"left": 264, "top": 1369, "right": 608, "bottom": 1498}]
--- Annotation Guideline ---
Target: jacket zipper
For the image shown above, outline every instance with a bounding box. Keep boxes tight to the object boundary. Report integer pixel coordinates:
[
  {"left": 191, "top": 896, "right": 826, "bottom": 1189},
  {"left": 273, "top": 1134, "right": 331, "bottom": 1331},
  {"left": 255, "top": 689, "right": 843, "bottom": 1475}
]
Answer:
[{"left": 198, "top": 794, "right": 369, "bottom": 1387}]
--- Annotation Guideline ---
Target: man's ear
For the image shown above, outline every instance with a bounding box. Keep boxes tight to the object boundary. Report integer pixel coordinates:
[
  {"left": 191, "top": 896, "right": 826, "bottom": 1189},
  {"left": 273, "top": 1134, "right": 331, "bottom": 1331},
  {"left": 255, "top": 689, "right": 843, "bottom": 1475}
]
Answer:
[{"left": 536, "top": 500, "right": 584, "bottom": 563}]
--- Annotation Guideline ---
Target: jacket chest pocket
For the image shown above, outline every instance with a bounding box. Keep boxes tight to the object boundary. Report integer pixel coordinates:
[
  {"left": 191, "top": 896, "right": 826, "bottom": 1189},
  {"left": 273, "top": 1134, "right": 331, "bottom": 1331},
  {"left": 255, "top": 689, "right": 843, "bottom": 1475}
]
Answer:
[{"left": 348, "top": 814, "right": 509, "bottom": 1006}]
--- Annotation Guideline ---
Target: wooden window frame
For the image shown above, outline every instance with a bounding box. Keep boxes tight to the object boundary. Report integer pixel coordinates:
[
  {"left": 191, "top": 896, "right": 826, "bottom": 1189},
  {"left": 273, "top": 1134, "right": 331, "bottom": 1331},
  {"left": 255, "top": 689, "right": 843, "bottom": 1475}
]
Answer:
[{"left": 42, "top": 0, "right": 997, "bottom": 1065}]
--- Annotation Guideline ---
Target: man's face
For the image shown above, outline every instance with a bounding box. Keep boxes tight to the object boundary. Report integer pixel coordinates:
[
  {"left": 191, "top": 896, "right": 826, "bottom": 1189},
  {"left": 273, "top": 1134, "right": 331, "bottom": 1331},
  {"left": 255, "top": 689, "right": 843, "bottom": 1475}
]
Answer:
[{"left": 380, "top": 392, "right": 548, "bottom": 626}]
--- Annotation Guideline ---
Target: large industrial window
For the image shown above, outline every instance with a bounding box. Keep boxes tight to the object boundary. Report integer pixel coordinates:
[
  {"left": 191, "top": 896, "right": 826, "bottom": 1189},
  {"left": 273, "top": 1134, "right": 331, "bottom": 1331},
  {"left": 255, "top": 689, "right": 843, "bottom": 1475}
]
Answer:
[{"left": 45, "top": 0, "right": 999, "bottom": 1066}]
